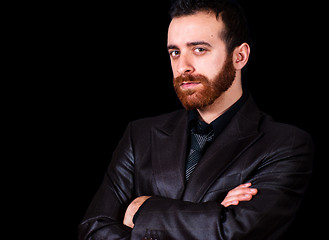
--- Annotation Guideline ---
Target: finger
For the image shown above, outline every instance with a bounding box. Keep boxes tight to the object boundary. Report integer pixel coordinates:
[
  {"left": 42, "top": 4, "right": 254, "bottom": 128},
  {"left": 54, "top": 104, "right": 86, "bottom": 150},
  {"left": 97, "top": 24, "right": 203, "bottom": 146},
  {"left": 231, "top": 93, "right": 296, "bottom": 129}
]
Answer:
[
  {"left": 222, "top": 200, "right": 239, "bottom": 208},
  {"left": 221, "top": 189, "right": 258, "bottom": 207},
  {"left": 226, "top": 187, "right": 258, "bottom": 199},
  {"left": 223, "top": 193, "right": 253, "bottom": 203},
  {"left": 221, "top": 193, "right": 251, "bottom": 206},
  {"left": 235, "top": 182, "right": 252, "bottom": 189},
  {"left": 222, "top": 188, "right": 257, "bottom": 204}
]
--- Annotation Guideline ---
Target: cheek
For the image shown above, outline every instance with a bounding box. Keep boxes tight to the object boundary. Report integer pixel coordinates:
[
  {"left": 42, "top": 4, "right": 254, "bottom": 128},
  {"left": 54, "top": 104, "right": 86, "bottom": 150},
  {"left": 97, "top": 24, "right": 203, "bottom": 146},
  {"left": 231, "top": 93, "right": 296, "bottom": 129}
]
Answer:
[
  {"left": 196, "top": 56, "right": 225, "bottom": 78},
  {"left": 171, "top": 62, "right": 178, "bottom": 78}
]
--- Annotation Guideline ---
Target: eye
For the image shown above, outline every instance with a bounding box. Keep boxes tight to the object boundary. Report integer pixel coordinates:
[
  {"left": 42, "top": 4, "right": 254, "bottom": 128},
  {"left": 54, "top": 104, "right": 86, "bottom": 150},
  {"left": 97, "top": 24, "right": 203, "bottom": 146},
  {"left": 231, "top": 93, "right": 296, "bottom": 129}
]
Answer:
[
  {"left": 169, "top": 50, "right": 180, "bottom": 58},
  {"left": 194, "top": 47, "right": 207, "bottom": 54}
]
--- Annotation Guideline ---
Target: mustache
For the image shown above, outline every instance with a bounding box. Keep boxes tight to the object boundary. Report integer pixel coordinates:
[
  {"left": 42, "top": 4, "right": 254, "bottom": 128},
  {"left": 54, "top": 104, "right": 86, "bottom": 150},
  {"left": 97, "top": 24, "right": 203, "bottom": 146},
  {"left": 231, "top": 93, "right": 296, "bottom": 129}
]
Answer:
[{"left": 174, "top": 74, "right": 209, "bottom": 85}]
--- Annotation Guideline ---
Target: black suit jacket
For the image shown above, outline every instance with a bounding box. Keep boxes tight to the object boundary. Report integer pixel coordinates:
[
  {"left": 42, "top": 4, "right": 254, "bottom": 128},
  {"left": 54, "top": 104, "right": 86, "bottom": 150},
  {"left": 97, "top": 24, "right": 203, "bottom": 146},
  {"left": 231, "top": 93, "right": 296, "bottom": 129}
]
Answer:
[{"left": 78, "top": 97, "right": 313, "bottom": 240}]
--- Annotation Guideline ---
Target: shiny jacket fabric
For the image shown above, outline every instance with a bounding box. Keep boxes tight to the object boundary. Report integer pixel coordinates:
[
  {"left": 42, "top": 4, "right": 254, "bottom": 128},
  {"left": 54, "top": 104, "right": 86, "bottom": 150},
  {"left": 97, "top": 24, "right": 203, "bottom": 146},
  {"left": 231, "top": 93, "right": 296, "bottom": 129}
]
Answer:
[{"left": 78, "top": 97, "right": 313, "bottom": 240}]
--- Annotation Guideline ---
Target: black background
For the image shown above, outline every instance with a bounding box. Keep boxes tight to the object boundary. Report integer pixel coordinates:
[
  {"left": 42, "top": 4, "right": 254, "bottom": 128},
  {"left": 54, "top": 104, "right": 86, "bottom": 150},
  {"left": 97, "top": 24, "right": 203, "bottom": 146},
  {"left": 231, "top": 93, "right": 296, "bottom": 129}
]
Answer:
[{"left": 15, "top": 1, "right": 326, "bottom": 239}]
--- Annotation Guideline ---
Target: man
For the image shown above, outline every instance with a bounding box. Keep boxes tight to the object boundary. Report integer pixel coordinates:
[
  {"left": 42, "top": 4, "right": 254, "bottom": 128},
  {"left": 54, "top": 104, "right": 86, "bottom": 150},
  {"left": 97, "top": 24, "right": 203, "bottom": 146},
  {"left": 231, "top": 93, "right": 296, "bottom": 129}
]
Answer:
[{"left": 78, "top": 0, "right": 313, "bottom": 239}]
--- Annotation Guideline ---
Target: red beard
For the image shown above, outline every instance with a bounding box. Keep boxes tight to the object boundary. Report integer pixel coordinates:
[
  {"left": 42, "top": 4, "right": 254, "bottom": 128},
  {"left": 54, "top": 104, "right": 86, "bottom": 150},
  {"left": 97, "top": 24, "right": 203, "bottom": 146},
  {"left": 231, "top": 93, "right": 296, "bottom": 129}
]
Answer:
[{"left": 173, "top": 55, "right": 236, "bottom": 110}]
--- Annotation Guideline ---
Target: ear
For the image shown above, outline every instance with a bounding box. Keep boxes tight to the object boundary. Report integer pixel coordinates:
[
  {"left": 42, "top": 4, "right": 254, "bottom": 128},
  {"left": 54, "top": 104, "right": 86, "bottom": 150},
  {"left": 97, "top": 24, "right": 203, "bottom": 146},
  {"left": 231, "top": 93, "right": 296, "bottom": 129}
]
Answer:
[{"left": 232, "top": 43, "right": 250, "bottom": 70}]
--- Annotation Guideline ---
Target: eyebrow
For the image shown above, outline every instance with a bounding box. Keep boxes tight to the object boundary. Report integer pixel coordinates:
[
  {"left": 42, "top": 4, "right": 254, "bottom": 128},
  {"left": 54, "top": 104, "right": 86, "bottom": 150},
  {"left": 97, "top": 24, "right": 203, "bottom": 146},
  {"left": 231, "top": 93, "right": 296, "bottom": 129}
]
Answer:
[
  {"left": 187, "top": 41, "right": 212, "bottom": 47},
  {"left": 167, "top": 41, "right": 213, "bottom": 50},
  {"left": 167, "top": 44, "right": 178, "bottom": 50}
]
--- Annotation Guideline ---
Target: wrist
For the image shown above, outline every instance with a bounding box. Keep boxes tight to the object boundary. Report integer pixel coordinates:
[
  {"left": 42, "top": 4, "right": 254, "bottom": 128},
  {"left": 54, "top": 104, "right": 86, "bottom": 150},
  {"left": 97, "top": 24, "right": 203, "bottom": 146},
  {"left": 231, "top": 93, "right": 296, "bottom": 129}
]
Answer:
[{"left": 133, "top": 196, "right": 152, "bottom": 224}]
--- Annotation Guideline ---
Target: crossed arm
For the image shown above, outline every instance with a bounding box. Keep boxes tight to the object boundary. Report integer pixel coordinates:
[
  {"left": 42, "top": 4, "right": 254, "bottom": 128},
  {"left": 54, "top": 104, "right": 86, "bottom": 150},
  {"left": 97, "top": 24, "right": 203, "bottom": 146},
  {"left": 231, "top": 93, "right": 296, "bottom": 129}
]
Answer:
[
  {"left": 123, "top": 183, "right": 258, "bottom": 228},
  {"left": 79, "top": 123, "right": 313, "bottom": 240}
]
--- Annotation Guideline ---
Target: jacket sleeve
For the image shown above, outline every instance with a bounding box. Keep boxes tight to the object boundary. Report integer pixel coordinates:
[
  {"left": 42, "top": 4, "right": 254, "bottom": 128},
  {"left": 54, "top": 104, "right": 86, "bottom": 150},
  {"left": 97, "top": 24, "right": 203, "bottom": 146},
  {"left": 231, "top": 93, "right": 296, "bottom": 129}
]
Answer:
[
  {"left": 131, "top": 128, "right": 313, "bottom": 240},
  {"left": 78, "top": 123, "right": 135, "bottom": 240}
]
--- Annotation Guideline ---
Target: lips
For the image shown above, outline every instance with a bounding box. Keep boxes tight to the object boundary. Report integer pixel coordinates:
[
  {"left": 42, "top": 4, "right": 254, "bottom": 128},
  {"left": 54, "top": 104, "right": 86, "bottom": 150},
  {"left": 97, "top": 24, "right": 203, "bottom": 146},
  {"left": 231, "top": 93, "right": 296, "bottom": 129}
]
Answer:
[{"left": 180, "top": 82, "right": 201, "bottom": 89}]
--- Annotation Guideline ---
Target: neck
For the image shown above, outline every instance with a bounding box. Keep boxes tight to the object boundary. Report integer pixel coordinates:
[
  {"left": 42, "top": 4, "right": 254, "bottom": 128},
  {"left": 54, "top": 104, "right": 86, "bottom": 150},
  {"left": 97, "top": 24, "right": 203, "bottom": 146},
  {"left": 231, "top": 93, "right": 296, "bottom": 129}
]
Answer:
[{"left": 197, "top": 75, "right": 243, "bottom": 124}]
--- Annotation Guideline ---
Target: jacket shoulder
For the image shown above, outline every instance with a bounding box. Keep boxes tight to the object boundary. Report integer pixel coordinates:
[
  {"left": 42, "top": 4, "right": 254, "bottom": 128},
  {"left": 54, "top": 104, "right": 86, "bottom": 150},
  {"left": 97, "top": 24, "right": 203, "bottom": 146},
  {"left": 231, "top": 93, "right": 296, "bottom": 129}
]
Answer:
[
  {"left": 258, "top": 114, "right": 314, "bottom": 170},
  {"left": 260, "top": 114, "right": 312, "bottom": 143}
]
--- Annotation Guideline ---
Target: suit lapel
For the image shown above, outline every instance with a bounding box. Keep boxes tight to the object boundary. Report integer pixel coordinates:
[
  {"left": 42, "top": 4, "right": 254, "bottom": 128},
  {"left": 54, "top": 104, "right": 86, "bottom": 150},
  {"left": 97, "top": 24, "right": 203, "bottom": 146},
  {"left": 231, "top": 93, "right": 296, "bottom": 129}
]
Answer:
[
  {"left": 183, "top": 97, "right": 264, "bottom": 202},
  {"left": 151, "top": 110, "right": 188, "bottom": 199}
]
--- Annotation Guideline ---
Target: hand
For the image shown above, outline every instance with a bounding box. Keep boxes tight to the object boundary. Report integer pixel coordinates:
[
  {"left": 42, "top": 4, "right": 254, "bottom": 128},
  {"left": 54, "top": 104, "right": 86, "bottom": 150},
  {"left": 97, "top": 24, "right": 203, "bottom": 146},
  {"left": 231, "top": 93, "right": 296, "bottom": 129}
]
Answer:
[
  {"left": 221, "top": 183, "right": 258, "bottom": 207},
  {"left": 123, "top": 196, "right": 151, "bottom": 228}
]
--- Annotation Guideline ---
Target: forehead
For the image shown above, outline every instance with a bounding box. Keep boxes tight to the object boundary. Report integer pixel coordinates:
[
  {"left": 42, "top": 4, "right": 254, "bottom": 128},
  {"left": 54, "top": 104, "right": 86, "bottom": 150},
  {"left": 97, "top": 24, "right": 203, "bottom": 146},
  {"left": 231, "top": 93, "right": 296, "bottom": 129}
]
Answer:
[{"left": 168, "top": 11, "right": 224, "bottom": 47}]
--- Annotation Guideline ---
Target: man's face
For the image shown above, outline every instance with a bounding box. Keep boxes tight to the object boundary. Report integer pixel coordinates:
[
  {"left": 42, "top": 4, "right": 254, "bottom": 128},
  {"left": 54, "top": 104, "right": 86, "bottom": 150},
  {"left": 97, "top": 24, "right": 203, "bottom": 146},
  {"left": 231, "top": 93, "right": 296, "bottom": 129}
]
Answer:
[{"left": 167, "top": 11, "right": 236, "bottom": 110}]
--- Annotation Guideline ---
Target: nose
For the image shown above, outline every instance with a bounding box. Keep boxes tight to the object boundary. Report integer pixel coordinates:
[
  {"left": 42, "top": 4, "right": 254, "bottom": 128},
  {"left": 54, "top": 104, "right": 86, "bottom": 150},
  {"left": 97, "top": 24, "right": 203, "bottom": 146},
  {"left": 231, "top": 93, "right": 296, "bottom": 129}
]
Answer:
[{"left": 177, "top": 55, "right": 195, "bottom": 75}]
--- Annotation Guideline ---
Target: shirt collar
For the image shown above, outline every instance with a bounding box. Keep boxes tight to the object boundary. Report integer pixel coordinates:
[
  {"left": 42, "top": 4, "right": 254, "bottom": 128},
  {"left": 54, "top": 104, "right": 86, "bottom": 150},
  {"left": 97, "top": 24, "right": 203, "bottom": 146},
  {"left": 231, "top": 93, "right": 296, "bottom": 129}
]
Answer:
[{"left": 188, "top": 90, "right": 249, "bottom": 138}]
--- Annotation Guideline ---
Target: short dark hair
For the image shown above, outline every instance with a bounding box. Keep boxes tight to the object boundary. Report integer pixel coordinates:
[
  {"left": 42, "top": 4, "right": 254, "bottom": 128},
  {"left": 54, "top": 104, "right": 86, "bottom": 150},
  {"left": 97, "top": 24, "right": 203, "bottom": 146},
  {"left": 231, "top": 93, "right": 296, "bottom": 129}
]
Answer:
[{"left": 169, "top": 0, "right": 251, "bottom": 54}]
